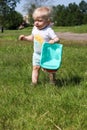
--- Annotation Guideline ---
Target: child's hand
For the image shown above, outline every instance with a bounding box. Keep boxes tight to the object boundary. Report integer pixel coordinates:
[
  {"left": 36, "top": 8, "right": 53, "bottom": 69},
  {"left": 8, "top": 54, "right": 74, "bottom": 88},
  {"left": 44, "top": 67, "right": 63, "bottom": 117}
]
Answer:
[
  {"left": 19, "top": 35, "right": 25, "bottom": 40},
  {"left": 49, "top": 39, "right": 54, "bottom": 44},
  {"left": 49, "top": 37, "right": 60, "bottom": 44}
]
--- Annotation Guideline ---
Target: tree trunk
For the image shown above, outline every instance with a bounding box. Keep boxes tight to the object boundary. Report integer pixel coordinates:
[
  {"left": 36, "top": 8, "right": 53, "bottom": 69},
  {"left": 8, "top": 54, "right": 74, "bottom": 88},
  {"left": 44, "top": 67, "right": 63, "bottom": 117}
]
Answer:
[{"left": 1, "top": 26, "right": 4, "bottom": 33}]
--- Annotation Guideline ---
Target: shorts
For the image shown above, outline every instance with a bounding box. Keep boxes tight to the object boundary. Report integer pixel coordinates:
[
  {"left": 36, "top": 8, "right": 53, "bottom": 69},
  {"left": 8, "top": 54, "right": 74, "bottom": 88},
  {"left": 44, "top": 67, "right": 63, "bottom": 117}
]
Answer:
[{"left": 33, "top": 53, "right": 41, "bottom": 66}]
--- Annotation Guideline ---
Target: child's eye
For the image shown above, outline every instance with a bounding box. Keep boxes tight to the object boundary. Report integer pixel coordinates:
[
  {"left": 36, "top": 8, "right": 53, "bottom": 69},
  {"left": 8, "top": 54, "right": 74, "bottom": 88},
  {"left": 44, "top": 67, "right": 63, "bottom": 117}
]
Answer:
[
  {"left": 34, "top": 19, "right": 43, "bottom": 22},
  {"left": 37, "top": 20, "right": 42, "bottom": 22},
  {"left": 39, "top": 20, "right": 43, "bottom": 22}
]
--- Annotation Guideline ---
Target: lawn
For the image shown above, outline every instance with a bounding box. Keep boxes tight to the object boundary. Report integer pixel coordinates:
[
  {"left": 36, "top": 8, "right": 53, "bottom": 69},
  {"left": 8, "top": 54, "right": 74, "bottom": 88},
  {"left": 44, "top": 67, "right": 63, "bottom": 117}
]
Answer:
[
  {"left": 53, "top": 24, "right": 87, "bottom": 33},
  {"left": 0, "top": 26, "right": 87, "bottom": 130}
]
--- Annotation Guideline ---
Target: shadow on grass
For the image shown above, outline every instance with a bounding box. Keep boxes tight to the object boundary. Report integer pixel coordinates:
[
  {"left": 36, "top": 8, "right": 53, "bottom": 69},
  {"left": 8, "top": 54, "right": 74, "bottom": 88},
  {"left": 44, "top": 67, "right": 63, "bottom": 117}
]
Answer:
[{"left": 55, "top": 75, "right": 82, "bottom": 87}]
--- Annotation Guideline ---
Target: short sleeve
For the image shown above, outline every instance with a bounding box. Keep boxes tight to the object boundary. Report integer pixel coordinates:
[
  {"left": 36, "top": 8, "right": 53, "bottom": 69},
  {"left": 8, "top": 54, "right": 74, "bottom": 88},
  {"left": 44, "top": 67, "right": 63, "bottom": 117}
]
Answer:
[{"left": 48, "top": 27, "right": 57, "bottom": 39}]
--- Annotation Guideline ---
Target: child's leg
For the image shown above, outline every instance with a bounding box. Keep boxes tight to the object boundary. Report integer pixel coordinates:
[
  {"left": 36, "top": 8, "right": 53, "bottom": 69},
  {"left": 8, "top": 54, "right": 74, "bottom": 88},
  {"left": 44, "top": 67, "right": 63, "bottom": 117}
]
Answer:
[
  {"left": 32, "top": 66, "right": 40, "bottom": 84},
  {"left": 49, "top": 72, "right": 56, "bottom": 84}
]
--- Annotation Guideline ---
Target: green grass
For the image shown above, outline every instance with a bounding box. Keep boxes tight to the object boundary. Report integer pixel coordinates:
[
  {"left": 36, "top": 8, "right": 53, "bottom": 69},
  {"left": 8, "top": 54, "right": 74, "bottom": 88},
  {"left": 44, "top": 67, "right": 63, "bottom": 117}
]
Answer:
[
  {"left": 53, "top": 24, "right": 87, "bottom": 33},
  {"left": 0, "top": 28, "right": 87, "bottom": 130}
]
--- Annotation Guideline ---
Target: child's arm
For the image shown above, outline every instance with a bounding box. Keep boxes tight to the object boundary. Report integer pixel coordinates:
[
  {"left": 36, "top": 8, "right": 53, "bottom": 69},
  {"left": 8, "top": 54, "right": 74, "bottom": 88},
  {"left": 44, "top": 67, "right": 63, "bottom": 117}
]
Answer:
[
  {"left": 19, "top": 35, "right": 33, "bottom": 41},
  {"left": 49, "top": 37, "right": 60, "bottom": 44}
]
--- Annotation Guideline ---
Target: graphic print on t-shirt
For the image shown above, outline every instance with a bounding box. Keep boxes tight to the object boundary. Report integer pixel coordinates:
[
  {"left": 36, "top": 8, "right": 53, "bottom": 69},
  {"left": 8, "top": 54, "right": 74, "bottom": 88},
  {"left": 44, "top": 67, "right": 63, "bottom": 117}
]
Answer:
[{"left": 34, "top": 34, "right": 44, "bottom": 45}]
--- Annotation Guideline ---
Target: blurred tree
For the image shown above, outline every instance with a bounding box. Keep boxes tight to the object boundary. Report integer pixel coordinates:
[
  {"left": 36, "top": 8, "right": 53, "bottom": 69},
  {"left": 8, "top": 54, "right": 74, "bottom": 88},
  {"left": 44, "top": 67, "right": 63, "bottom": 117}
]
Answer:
[
  {"left": 6, "top": 11, "right": 23, "bottom": 29},
  {"left": 79, "top": 0, "right": 87, "bottom": 24},
  {"left": 28, "top": 4, "right": 36, "bottom": 26},
  {"left": 53, "top": 5, "right": 66, "bottom": 26},
  {"left": 0, "top": 0, "right": 20, "bottom": 32},
  {"left": 66, "top": 3, "right": 83, "bottom": 26},
  {"left": 79, "top": 0, "right": 87, "bottom": 13},
  {"left": 52, "top": 1, "right": 87, "bottom": 26}
]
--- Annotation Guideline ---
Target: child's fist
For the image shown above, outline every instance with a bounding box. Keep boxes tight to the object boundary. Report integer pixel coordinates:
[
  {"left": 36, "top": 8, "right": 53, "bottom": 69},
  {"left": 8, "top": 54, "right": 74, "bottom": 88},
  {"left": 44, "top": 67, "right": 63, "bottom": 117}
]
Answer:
[{"left": 19, "top": 35, "right": 25, "bottom": 40}]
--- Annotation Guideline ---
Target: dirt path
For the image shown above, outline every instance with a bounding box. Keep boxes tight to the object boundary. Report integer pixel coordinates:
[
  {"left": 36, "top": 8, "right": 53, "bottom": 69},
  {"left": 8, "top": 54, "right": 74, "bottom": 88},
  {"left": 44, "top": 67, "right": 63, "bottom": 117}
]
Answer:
[{"left": 56, "top": 32, "right": 87, "bottom": 41}]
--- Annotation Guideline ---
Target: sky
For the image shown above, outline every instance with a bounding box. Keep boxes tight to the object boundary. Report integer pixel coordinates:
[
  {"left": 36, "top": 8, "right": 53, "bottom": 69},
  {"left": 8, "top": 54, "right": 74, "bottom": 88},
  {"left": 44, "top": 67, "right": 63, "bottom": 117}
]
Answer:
[{"left": 15, "top": 0, "right": 83, "bottom": 16}]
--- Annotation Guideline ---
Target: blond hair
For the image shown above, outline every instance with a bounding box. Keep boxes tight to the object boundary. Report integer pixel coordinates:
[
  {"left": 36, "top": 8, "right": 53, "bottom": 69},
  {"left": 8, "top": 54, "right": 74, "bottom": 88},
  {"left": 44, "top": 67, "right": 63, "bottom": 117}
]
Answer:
[{"left": 32, "top": 7, "right": 53, "bottom": 21}]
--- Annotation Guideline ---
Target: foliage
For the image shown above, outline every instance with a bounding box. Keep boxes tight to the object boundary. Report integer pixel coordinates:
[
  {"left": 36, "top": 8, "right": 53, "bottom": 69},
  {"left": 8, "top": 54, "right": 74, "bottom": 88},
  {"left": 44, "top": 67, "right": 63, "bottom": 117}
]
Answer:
[
  {"left": 52, "top": 0, "right": 87, "bottom": 26},
  {"left": 6, "top": 11, "right": 23, "bottom": 29},
  {"left": 0, "top": 0, "right": 20, "bottom": 30},
  {"left": 28, "top": 4, "right": 36, "bottom": 26},
  {"left": 0, "top": 0, "right": 20, "bottom": 14},
  {"left": 0, "top": 28, "right": 87, "bottom": 130},
  {"left": 79, "top": 0, "right": 87, "bottom": 13}
]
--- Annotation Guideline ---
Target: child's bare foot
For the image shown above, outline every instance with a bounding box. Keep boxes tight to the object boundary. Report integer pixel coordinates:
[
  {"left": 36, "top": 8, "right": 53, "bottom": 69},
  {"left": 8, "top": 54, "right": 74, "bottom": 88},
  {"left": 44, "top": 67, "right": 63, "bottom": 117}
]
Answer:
[{"left": 30, "top": 82, "right": 37, "bottom": 86}]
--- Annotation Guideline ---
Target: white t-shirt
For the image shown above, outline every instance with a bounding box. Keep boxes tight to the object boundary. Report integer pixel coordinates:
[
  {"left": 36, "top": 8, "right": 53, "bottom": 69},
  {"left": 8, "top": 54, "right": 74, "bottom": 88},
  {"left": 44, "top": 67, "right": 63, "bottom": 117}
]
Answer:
[{"left": 32, "top": 25, "right": 57, "bottom": 54}]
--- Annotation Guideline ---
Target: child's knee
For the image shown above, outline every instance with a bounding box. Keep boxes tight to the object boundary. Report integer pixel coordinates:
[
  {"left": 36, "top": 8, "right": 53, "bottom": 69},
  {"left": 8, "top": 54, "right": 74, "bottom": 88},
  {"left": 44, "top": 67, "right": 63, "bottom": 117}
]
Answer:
[{"left": 33, "top": 66, "right": 40, "bottom": 71}]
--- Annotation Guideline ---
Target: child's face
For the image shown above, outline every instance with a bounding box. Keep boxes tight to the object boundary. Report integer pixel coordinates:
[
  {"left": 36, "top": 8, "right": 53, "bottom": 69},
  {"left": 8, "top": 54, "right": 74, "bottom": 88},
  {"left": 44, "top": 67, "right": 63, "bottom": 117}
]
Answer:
[{"left": 34, "top": 17, "right": 49, "bottom": 30}]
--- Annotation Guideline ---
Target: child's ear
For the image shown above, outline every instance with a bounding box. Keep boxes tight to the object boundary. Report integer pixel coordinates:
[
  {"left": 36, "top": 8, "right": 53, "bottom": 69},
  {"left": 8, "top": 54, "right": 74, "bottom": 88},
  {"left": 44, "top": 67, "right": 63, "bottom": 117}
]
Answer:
[
  {"left": 47, "top": 18, "right": 51, "bottom": 24},
  {"left": 48, "top": 18, "right": 50, "bottom": 21}
]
